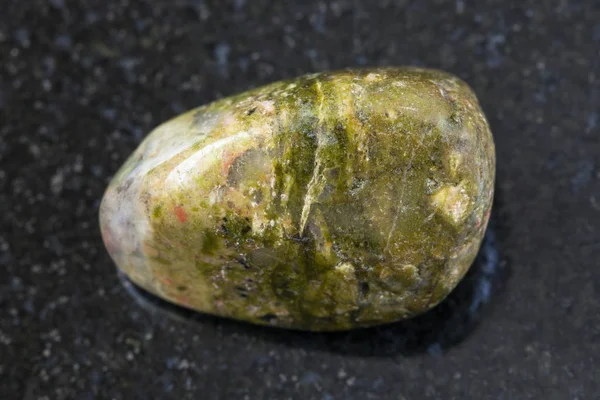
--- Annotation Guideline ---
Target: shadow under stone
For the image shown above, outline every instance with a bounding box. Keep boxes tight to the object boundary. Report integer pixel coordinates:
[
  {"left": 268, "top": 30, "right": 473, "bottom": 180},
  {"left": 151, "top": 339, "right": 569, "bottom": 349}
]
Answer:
[{"left": 119, "top": 201, "right": 509, "bottom": 358}]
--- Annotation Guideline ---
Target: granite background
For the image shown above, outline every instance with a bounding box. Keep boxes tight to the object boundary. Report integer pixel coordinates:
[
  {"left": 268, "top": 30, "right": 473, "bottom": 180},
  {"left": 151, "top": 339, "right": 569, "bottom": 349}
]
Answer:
[{"left": 1, "top": 0, "right": 599, "bottom": 399}]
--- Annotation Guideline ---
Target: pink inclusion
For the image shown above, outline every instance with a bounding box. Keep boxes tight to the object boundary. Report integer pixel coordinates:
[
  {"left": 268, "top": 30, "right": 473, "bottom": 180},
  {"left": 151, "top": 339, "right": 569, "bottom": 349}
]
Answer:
[{"left": 174, "top": 205, "right": 187, "bottom": 223}]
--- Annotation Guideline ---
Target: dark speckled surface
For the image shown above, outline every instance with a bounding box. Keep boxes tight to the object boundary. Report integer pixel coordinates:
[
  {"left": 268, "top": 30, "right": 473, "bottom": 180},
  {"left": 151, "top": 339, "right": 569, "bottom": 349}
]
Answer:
[{"left": 1, "top": 1, "right": 599, "bottom": 399}]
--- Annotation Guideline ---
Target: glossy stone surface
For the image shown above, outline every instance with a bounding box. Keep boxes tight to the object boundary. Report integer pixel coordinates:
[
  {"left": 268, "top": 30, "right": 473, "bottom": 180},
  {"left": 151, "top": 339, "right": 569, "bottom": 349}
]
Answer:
[{"left": 99, "top": 67, "right": 495, "bottom": 331}]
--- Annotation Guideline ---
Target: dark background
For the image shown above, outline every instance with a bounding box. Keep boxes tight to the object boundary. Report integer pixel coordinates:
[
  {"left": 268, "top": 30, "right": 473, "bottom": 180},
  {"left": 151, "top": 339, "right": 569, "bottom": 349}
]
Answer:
[{"left": 1, "top": 0, "right": 599, "bottom": 399}]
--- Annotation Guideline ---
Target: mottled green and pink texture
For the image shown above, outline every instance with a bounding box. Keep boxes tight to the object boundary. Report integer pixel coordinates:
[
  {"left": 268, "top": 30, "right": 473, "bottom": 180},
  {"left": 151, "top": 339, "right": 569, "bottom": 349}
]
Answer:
[{"left": 100, "top": 67, "right": 495, "bottom": 331}]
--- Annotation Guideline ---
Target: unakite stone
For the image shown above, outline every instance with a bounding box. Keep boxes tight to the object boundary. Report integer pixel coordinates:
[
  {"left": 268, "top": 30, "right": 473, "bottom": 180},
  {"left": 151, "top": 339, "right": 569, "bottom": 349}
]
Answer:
[{"left": 100, "top": 67, "right": 495, "bottom": 331}]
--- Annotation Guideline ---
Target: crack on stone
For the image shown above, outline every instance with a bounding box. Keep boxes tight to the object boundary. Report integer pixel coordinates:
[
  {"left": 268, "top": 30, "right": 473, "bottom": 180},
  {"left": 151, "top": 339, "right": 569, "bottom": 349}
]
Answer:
[
  {"left": 384, "top": 127, "right": 426, "bottom": 252},
  {"left": 299, "top": 79, "right": 326, "bottom": 235}
]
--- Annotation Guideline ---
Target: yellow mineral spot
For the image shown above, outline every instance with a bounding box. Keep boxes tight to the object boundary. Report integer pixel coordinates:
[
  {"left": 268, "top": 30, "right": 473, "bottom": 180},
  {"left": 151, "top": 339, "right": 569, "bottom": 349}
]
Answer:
[
  {"left": 431, "top": 181, "right": 471, "bottom": 225},
  {"left": 335, "top": 262, "right": 355, "bottom": 275}
]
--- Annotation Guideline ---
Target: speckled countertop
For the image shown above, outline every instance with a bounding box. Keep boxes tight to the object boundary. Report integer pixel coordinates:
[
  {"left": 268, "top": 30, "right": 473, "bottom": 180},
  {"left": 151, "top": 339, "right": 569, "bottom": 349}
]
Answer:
[{"left": 1, "top": 1, "right": 599, "bottom": 399}]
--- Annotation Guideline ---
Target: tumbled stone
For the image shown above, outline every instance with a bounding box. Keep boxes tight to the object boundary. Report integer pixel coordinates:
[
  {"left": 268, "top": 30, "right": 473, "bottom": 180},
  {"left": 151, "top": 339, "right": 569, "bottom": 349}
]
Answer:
[{"left": 100, "top": 67, "right": 495, "bottom": 331}]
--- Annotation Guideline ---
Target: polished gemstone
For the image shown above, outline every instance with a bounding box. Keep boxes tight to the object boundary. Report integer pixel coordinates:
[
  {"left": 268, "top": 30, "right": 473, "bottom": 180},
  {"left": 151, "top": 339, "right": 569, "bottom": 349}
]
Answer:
[{"left": 100, "top": 67, "right": 495, "bottom": 331}]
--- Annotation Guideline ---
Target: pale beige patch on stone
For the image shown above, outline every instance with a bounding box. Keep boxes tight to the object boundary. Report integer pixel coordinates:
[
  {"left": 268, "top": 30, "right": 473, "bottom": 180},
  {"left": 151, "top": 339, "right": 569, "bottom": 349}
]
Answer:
[
  {"left": 258, "top": 100, "right": 275, "bottom": 114},
  {"left": 251, "top": 211, "right": 269, "bottom": 234},
  {"left": 208, "top": 185, "right": 225, "bottom": 205},
  {"left": 365, "top": 72, "right": 382, "bottom": 82},
  {"left": 430, "top": 180, "right": 471, "bottom": 225},
  {"left": 335, "top": 262, "right": 355, "bottom": 275},
  {"left": 448, "top": 150, "right": 463, "bottom": 178},
  {"left": 400, "top": 263, "right": 419, "bottom": 282},
  {"left": 222, "top": 112, "right": 237, "bottom": 127}
]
